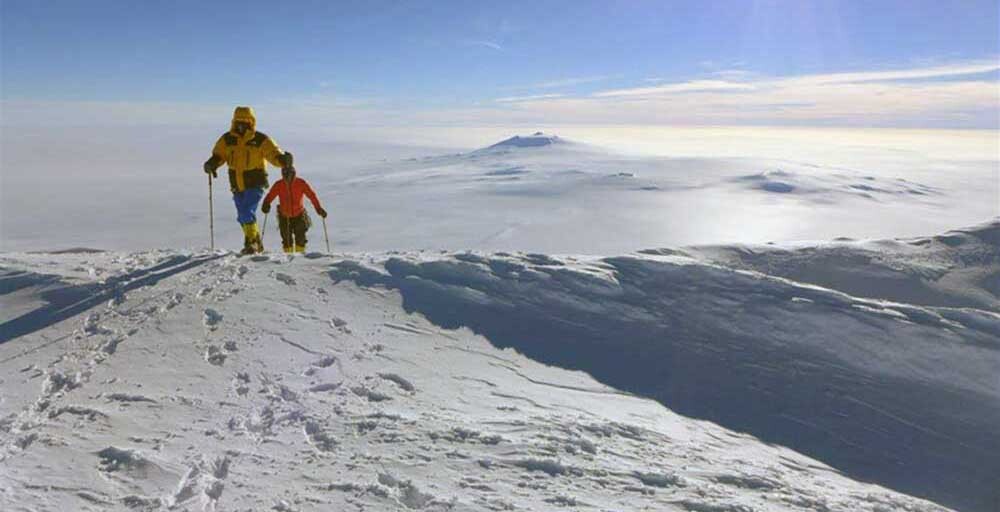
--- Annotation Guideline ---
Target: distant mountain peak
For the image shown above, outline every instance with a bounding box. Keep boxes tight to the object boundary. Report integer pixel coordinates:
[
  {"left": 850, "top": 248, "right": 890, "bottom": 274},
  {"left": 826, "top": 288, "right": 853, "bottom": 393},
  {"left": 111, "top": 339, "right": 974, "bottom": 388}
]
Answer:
[{"left": 486, "top": 132, "right": 563, "bottom": 150}]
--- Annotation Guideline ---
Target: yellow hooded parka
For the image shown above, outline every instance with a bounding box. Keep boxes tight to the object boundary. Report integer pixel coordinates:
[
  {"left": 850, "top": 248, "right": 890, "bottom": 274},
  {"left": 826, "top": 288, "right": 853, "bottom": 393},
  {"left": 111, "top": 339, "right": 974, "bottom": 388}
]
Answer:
[{"left": 205, "top": 106, "right": 287, "bottom": 192}]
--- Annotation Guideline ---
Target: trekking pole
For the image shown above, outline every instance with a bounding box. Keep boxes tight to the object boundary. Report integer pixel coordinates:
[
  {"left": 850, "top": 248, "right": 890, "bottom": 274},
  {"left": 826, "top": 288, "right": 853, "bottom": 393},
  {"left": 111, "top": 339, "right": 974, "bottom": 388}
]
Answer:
[
  {"left": 322, "top": 217, "right": 331, "bottom": 255},
  {"left": 261, "top": 211, "right": 269, "bottom": 251},
  {"left": 208, "top": 174, "right": 215, "bottom": 251}
]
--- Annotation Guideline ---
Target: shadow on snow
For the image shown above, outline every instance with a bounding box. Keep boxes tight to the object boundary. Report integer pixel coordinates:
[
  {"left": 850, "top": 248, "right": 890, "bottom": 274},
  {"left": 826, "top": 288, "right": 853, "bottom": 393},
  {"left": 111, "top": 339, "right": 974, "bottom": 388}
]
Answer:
[
  {"left": 329, "top": 255, "right": 1000, "bottom": 512},
  {"left": 0, "top": 254, "right": 222, "bottom": 344}
]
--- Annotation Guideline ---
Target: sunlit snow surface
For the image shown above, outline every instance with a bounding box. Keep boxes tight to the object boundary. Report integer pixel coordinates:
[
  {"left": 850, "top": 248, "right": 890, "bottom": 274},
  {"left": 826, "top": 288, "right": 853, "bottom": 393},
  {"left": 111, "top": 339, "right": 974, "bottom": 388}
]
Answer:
[{"left": 1, "top": 221, "right": 997, "bottom": 511}]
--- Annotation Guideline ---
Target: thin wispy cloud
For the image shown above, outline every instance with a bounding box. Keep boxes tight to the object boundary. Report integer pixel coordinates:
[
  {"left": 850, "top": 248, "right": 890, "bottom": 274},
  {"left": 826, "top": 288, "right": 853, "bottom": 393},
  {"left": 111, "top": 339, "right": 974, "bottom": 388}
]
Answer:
[
  {"left": 4, "top": 59, "right": 997, "bottom": 130},
  {"left": 643, "top": 71, "right": 751, "bottom": 84},
  {"left": 463, "top": 40, "right": 503, "bottom": 51},
  {"left": 506, "top": 75, "right": 613, "bottom": 90},
  {"left": 784, "top": 61, "right": 1000, "bottom": 85},
  {"left": 598, "top": 61, "right": 1000, "bottom": 100},
  {"left": 486, "top": 59, "right": 1000, "bottom": 128},
  {"left": 596, "top": 80, "right": 755, "bottom": 97},
  {"left": 494, "top": 93, "right": 565, "bottom": 103}
]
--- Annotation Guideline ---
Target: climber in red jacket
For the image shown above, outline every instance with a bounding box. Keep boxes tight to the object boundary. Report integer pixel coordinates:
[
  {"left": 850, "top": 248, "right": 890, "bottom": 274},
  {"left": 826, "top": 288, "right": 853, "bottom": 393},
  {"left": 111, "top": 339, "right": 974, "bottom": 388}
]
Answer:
[{"left": 261, "top": 166, "right": 327, "bottom": 253}]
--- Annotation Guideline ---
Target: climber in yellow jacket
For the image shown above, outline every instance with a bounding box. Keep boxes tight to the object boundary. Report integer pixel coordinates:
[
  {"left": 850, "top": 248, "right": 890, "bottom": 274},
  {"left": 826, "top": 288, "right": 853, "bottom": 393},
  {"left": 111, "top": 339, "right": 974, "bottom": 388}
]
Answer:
[{"left": 203, "top": 106, "right": 293, "bottom": 254}]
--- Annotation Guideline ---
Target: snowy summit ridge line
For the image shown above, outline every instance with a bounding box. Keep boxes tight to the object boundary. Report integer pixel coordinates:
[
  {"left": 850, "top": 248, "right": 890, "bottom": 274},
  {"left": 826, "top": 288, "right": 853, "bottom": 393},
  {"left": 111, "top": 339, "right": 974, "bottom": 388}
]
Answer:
[
  {"left": 484, "top": 132, "right": 563, "bottom": 150},
  {"left": 327, "top": 220, "right": 1000, "bottom": 512},
  {"left": 0, "top": 222, "right": 996, "bottom": 511}
]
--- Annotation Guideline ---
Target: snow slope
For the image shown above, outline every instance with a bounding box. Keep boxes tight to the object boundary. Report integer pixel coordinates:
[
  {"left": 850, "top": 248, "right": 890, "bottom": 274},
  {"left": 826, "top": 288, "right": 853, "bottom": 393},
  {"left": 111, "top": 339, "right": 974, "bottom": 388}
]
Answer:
[
  {"left": 689, "top": 219, "right": 1000, "bottom": 311},
  {"left": 0, "top": 235, "right": 984, "bottom": 511},
  {"left": 322, "top": 222, "right": 1000, "bottom": 512}
]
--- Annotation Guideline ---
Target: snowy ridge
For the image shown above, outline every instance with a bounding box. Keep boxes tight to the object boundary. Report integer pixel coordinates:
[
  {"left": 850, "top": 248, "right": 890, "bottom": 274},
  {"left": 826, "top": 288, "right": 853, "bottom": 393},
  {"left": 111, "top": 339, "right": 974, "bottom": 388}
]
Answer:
[
  {"left": 730, "top": 169, "right": 942, "bottom": 200},
  {"left": 326, "top": 224, "right": 999, "bottom": 512},
  {"left": 688, "top": 218, "right": 1000, "bottom": 311},
  {"left": 0, "top": 223, "right": 996, "bottom": 511}
]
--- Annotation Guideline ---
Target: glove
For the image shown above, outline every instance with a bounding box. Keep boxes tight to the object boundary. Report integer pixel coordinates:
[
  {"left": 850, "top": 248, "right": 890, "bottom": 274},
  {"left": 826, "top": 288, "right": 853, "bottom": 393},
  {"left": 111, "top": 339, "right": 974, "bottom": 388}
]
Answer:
[
  {"left": 261, "top": 202, "right": 271, "bottom": 214},
  {"left": 279, "top": 152, "right": 294, "bottom": 168},
  {"left": 203, "top": 162, "right": 217, "bottom": 178},
  {"left": 316, "top": 207, "right": 327, "bottom": 218}
]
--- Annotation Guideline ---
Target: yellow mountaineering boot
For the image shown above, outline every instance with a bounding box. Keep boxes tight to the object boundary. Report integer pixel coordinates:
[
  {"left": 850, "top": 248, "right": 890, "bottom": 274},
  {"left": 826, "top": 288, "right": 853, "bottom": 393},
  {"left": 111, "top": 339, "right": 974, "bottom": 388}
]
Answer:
[
  {"left": 283, "top": 246, "right": 294, "bottom": 254},
  {"left": 294, "top": 245, "right": 305, "bottom": 253},
  {"left": 241, "top": 223, "right": 262, "bottom": 254}
]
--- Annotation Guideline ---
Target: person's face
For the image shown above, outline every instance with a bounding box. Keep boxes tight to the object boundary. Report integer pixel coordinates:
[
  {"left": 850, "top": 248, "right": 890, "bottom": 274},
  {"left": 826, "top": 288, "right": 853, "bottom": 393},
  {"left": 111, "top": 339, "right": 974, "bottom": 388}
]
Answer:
[
  {"left": 234, "top": 121, "right": 251, "bottom": 135},
  {"left": 282, "top": 169, "right": 296, "bottom": 183}
]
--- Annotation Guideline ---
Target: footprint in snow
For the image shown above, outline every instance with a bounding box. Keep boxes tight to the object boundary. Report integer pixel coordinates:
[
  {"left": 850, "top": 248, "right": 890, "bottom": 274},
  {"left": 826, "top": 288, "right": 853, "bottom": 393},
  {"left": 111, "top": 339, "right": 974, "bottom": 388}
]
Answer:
[
  {"left": 232, "top": 372, "right": 250, "bottom": 396},
  {"left": 313, "top": 355, "right": 337, "bottom": 367},
  {"left": 203, "top": 308, "right": 223, "bottom": 330},
  {"left": 81, "top": 313, "right": 109, "bottom": 336},
  {"left": 205, "top": 345, "right": 226, "bottom": 366},
  {"left": 351, "top": 386, "right": 392, "bottom": 402},
  {"left": 377, "top": 473, "right": 436, "bottom": 509},
  {"left": 304, "top": 355, "right": 337, "bottom": 376},
  {"left": 104, "top": 393, "right": 157, "bottom": 404},
  {"left": 308, "top": 382, "right": 341, "bottom": 393},
  {"left": 303, "top": 420, "right": 338, "bottom": 452},
  {"left": 275, "top": 272, "right": 297, "bottom": 286},
  {"left": 378, "top": 373, "right": 416, "bottom": 392},
  {"left": 96, "top": 446, "right": 148, "bottom": 473},
  {"left": 170, "top": 455, "right": 231, "bottom": 509},
  {"left": 161, "top": 292, "right": 184, "bottom": 312}
]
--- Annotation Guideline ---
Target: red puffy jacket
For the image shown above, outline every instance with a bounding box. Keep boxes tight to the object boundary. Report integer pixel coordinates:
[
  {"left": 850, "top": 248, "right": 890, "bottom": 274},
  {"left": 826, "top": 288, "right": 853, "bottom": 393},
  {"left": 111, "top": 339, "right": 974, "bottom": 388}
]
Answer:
[{"left": 263, "top": 177, "right": 323, "bottom": 218}]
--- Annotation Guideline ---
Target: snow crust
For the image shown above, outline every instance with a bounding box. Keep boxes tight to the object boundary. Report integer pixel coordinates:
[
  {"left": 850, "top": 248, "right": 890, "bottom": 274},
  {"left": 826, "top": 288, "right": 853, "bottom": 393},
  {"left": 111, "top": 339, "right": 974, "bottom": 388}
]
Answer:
[
  {"left": 324, "top": 222, "right": 999, "bottom": 511},
  {"left": 3, "top": 224, "right": 990, "bottom": 510},
  {"left": 689, "top": 219, "right": 1000, "bottom": 310}
]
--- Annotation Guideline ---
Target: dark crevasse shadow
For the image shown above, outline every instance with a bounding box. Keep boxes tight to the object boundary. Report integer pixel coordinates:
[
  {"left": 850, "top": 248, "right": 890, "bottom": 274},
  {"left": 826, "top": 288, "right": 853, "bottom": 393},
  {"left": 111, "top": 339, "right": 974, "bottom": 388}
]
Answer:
[
  {"left": 329, "top": 256, "right": 1000, "bottom": 512},
  {"left": 0, "top": 254, "right": 222, "bottom": 344}
]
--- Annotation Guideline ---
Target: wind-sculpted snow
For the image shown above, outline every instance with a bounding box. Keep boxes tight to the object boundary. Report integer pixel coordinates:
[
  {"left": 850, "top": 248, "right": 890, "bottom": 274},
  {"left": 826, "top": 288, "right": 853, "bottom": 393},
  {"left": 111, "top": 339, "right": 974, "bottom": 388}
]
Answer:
[
  {"left": 329, "top": 226, "right": 1000, "bottom": 511},
  {"left": 0, "top": 247, "right": 959, "bottom": 511},
  {"left": 689, "top": 219, "right": 1000, "bottom": 311},
  {"left": 730, "top": 169, "right": 941, "bottom": 200}
]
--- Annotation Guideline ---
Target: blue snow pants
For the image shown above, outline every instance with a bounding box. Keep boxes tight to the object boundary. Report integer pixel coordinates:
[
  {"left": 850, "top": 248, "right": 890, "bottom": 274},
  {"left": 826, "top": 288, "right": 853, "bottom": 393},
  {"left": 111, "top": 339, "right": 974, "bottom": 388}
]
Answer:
[{"left": 233, "top": 187, "right": 265, "bottom": 225}]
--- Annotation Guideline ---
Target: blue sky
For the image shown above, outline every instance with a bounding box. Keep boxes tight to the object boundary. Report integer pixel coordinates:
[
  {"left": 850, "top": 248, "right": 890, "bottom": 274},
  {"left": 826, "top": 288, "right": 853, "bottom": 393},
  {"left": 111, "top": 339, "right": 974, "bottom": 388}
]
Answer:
[{"left": 2, "top": 0, "right": 998, "bottom": 128}]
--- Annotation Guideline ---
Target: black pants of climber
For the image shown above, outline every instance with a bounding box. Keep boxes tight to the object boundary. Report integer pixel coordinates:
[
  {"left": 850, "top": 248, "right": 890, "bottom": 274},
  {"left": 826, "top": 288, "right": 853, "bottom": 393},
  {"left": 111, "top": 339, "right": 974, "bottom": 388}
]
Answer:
[{"left": 278, "top": 211, "right": 311, "bottom": 253}]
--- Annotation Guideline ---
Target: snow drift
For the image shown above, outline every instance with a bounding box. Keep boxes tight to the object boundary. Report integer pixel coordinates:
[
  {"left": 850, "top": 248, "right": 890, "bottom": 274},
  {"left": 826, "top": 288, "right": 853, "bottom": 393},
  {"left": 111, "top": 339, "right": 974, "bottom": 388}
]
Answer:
[
  {"left": 328, "top": 221, "right": 1000, "bottom": 512},
  {"left": 1, "top": 221, "right": 997, "bottom": 511}
]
